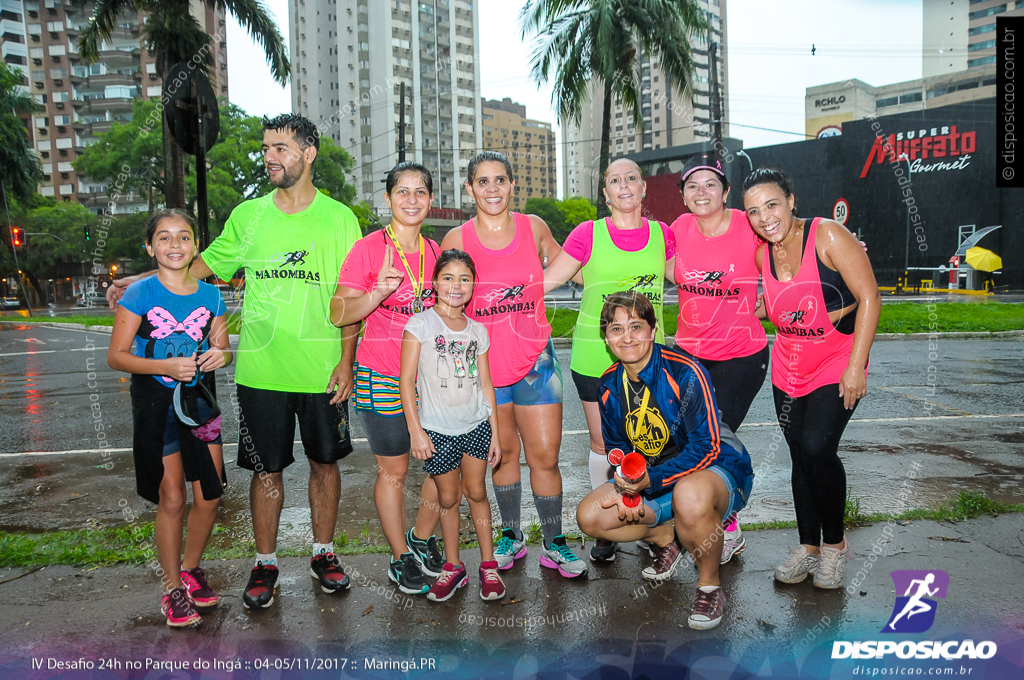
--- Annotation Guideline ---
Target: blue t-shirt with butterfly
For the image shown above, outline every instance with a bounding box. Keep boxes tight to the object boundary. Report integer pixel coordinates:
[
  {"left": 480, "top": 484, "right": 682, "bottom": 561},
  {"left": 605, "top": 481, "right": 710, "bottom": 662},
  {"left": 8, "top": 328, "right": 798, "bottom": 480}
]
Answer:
[{"left": 119, "top": 276, "right": 227, "bottom": 388}]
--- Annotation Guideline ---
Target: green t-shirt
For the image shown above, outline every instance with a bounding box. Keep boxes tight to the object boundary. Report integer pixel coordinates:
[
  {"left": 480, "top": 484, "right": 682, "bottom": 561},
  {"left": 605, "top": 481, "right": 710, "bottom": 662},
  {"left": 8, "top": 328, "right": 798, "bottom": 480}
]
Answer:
[{"left": 202, "top": 190, "right": 361, "bottom": 392}]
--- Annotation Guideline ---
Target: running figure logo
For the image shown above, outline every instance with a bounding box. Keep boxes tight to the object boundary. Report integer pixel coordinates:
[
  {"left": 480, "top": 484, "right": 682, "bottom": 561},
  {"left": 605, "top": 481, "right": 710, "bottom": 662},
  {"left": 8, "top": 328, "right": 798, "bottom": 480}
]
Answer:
[
  {"left": 485, "top": 285, "right": 526, "bottom": 303},
  {"left": 882, "top": 570, "right": 950, "bottom": 633},
  {"left": 616, "top": 274, "right": 658, "bottom": 290},
  {"left": 279, "top": 250, "right": 308, "bottom": 267},
  {"left": 681, "top": 264, "right": 734, "bottom": 286},
  {"left": 778, "top": 300, "right": 814, "bottom": 326}
]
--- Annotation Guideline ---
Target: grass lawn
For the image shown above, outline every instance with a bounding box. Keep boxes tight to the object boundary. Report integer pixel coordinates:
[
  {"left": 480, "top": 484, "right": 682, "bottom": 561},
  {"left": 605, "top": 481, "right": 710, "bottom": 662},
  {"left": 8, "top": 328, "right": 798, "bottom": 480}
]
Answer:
[
  {"left": 548, "top": 302, "right": 1024, "bottom": 338},
  {"left": 10, "top": 303, "right": 1024, "bottom": 338}
]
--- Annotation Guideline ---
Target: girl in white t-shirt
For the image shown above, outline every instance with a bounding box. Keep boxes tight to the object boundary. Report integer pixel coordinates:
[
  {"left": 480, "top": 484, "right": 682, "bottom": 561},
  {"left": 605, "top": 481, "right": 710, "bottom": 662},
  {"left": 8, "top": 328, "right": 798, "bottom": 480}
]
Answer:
[{"left": 400, "top": 249, "right": 504, "bottom": 602}]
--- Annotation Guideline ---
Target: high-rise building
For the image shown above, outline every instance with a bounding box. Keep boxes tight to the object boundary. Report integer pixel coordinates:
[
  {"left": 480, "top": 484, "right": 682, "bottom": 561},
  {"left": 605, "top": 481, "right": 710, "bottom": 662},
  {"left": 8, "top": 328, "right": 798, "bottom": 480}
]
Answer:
[
  {"left": 290, "top": 0, "right": 482, "bottom": 211},
  {"left": 1, "top": 0, "right": 228, "bottom": 213},
  {"left": 922, "top": 0, "right": 1017, "bottom": 77},
  {"left": 481, "top": 98, "right": 556, "bottom": 211},
  {"left": 562, "top": 0, "right": 728, "bottom": 200}
]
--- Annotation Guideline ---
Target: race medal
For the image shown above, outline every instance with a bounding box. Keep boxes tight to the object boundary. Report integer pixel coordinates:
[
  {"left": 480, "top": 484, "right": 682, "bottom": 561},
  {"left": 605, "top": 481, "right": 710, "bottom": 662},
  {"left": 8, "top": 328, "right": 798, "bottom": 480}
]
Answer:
[{"left": 385, "top": 223, "right": 425, "bottom": 311}]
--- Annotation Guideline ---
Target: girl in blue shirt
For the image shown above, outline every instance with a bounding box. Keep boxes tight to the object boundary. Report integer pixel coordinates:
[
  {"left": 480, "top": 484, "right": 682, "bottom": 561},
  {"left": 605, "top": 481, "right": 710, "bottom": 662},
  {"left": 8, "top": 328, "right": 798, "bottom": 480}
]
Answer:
[{"left": 108, "top": 209, "right": 232, "bottom": 628}]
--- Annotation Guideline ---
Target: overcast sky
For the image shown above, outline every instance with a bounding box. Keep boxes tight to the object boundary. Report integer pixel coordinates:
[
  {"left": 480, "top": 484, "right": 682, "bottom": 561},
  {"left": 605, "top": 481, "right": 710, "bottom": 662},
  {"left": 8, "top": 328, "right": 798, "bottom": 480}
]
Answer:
[{"left": 226, "top": 0, "right": 925, "bottom": 192}]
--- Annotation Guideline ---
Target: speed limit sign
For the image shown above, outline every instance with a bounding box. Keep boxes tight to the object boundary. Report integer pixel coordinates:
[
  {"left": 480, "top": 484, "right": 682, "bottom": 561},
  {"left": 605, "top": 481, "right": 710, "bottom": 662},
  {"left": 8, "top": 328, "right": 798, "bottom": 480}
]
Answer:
[{"left": 833, "top": 198, "right": 850, "bottom": 226}]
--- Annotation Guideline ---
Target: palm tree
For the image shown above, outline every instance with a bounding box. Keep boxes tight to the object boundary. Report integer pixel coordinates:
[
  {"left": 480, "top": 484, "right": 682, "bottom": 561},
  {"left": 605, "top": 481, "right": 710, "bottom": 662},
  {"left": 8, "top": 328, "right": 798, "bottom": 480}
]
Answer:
[
  {"left": 520, "top": 0, "right": 707, "bottom": 218},
  {"left": 79, "top": 0, "right": 289, "bottom": 208},
  {"left": 0, "top": 62, "right": 44, "bottom": 201}
]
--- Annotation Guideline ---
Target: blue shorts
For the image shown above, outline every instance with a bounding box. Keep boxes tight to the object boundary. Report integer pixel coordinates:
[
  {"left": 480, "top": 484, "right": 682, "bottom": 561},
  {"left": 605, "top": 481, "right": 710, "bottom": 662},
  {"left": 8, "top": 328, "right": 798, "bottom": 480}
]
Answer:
[
  {"left": 494, "top": 338, "right": 563, "bottom": 406},
  {"left": 613, "top": 464, "right": 753, "bottom": 527},
  {"left": 162, "top": 400, "right": 222, "bottom": 457}
]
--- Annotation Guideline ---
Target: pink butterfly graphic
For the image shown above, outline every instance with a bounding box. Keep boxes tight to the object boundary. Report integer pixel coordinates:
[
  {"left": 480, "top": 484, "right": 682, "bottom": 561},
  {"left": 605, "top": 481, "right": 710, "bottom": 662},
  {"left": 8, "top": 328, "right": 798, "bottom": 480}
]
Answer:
[{"left": 147, "top": 306, "right": 212, "bottom": 342}]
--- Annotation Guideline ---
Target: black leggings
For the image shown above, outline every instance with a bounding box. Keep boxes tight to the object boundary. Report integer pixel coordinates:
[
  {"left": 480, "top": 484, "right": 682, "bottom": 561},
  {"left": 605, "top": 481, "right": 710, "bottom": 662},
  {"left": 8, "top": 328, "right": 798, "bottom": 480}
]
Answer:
[
  {"left": 773, "top": 383, "right": 857, "bottom": 546},
  {"left": 699, "top": 345, "right": 769, "bottom": 432}
]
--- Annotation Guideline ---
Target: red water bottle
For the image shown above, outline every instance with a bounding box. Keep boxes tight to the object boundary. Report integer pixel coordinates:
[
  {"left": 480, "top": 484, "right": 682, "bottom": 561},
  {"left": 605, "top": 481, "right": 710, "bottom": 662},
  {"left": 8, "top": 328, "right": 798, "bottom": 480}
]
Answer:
[{"left": 619, "top": 452, "right": 647, "bottom": 508}]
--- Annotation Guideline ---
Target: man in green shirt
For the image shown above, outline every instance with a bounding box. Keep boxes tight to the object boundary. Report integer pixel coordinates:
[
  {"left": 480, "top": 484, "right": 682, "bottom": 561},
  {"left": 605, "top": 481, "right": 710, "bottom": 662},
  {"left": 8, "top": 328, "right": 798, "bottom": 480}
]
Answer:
[{"left": 108, "top": 114, "right": 363, "bottom": 611}]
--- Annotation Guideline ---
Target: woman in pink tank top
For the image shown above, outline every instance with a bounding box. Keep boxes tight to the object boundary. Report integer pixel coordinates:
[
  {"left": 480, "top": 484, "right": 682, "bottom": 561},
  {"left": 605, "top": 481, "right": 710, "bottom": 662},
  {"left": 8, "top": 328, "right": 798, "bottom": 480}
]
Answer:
[
  {"left": 440, "top": 152, "right": 587, "bottom": 577},
  {"left": 743, "top": 168, "right": 880, "bottom": 592}
]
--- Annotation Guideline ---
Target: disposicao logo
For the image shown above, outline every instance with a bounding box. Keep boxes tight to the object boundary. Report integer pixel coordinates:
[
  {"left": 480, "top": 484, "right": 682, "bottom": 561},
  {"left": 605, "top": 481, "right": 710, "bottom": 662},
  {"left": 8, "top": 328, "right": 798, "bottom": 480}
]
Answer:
[
  {"left": 831, "top": 570, "right": 997, "bottom": 660},
  {"left": 883, "top": 569, "right": 948, "bottom": 634}
]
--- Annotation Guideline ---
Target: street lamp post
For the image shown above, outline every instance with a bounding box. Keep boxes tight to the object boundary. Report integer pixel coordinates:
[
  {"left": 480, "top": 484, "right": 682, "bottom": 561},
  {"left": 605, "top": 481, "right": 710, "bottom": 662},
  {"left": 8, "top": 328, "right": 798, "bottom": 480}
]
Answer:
[{"left": 899, "top": 154, "right": 912, "bottom": 273}]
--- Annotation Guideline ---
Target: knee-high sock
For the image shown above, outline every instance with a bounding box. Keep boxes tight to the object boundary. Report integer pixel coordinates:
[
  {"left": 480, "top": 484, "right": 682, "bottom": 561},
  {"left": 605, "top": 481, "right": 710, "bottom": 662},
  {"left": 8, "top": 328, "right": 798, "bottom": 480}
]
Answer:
[{"left": 493, "top": 481, "right": 522, "bottom": 539}]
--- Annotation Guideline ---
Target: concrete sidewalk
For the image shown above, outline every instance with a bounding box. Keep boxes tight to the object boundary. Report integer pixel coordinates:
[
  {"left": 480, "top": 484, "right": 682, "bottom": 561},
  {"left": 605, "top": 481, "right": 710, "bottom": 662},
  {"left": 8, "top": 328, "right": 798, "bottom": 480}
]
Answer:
[{"left": 1, "top": 514, "right": 1022, "bottom": 672}]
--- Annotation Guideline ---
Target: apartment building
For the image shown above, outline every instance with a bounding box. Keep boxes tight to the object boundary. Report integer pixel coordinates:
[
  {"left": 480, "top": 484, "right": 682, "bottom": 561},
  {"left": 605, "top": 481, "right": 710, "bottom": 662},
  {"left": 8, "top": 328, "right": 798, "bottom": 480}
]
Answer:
[
  {"left": 481, "top": 98, "right": 555, "bottom": 211},
  {"left": 290, "top": 0, "right": 482, "bottom": 211}
]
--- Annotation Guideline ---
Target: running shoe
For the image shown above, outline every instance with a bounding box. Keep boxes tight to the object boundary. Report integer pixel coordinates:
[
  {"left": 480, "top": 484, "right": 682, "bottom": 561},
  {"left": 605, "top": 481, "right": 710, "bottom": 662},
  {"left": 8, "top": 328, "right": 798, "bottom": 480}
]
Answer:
[
  {"left": 636, "top": 539, "right": 655, "bottom": 557},
  {"left": 406, "top": 529, "right": 444, "bottom": 577},
  {"left": 687, "top": 586, "right": 726, "bottom": 630},
  {"left": 494, "top": 528, "right": 527, "bottom": 570},
  {"left": 813, "top": 540, "right": 852, "bottom": 590},
  {"left": 427, "top": 562, "right": 468, "bottom": 602},
  {"left": 310, "top": 552, "right": 351, "bottom": 593},
  {"left": 161, "top": 587, "right": 201, "bottom": 628},
  {"left": 642, "top": 540, "right": 683, "bottom": 581},
  {"left": 242, "top": 561, "right": 278, "bottom": 610},
  {"left": 589, "top": 539, "right": 620, "bottom": 563},
  {"left": 478, "top": 560, "right": 506, "bottom": 601},
  {"left": 539, "top": 535, "right": 588, "bottom": 578},
  {"left": 774, "top": 546, "right": 819, "bottom": 584},
  {"left": 388, "top": 553, "right": 430, "bottom": 595},
  {"left": 721, "top": 515, "right": 746, "bottom": 564},
  {"left": 180, "top": 566, "right": 218, "bottom": 609}
]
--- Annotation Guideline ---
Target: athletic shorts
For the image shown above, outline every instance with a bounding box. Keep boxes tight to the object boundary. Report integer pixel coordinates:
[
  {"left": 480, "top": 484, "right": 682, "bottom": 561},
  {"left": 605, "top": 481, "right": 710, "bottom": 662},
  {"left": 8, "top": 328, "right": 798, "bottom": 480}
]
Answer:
[
  {"left": 570, "top": 369, "right": 602, "bottom": 403},
  {"left": 423, "top": 420, "right": 491, "bottom": 476},
  {"left": 162, "top": 400, "right": 222, "bottom": 457},
  {"left": 357, "top": 408, "right": 410, "bottom": 457},
  {"left": 235, "top": 384, "right": 352, "bottom": 473},
  {"left": 609, "top": 464, "right": 753, "bottom": 527},
  {"left": 495, "top": 338, "right": 563, "bottom": 406}
]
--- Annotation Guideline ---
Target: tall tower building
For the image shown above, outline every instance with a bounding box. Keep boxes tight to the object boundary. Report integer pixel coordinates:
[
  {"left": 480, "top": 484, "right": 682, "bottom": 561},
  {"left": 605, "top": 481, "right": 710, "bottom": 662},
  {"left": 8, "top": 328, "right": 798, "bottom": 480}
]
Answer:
[
  {"left": 481, "top": 98, "right": 556, "bottom": 212},
  {"left": 1, "top": 0, "right": 228, "bottom": 212},
  {"left": 922, "top": 0, "right": 1020, "bottom": 77},
  {"left": 562, "top": 0, "right": 727, "bottom": 201},
  {"left": 290, "top": 0, "right": 482, "bottom": 210}
]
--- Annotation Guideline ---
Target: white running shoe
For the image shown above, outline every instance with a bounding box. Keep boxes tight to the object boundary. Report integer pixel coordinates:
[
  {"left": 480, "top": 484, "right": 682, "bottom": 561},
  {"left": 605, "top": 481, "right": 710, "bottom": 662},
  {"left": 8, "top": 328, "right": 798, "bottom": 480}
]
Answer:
[{"left": 774, "top": 545, "right": 819, "bottom": 584}]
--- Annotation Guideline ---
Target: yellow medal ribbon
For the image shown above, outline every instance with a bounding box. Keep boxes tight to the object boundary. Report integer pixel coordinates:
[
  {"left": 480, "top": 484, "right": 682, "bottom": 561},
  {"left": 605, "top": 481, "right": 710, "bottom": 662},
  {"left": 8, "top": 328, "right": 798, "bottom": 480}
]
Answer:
[
  {"left": 622, "top": 371, "right": 652, "bottom": 452},
  {"left": 384, "top": 223, "right": 425, "bottom": 306}
]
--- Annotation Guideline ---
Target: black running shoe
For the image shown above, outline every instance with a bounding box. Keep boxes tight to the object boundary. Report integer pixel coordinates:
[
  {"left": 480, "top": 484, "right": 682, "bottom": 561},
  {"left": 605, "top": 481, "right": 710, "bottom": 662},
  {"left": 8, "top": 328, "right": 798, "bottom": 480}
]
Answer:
[
  {"left": 243, "top": 562, "right": 278, "bottom": 610},
  {"left": 589, "top": 539, "right": 620, "bottom": 563},
  {"left": 406, "top": 529, "right": 443, "bottom": 577},
  {"left": 389, "top": 552, "right": 430, "bottom": 595},
  {"left": 310, "top": 552, "right": 351, "bottom": 593}
]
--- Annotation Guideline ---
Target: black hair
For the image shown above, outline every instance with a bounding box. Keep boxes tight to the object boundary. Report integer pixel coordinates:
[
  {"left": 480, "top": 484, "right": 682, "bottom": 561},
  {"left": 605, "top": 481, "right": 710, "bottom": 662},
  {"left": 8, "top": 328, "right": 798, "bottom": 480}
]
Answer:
[
  {"left": 741, "top": 167, "right": 798, "bottom": 215},
  {"left": 465, "top": 151, "right": 514, "bottom": 184},
  {"left": 262, "top": 113, "right": 321, "bottom": 157},
  {"left": 145, "top": 208, "right": 196, "bottom": 245},
  {"left": 432, "top": 248, "right": 477, "bottom": 283},
  {"left": 386, "top": 162, "right": 433, "bottom": 196},
  {"left": 678, "top": 152, "right": 730, "bottom": 192},
  {"left": 600, "top": 291, "right": 657, "bottom": 337}
]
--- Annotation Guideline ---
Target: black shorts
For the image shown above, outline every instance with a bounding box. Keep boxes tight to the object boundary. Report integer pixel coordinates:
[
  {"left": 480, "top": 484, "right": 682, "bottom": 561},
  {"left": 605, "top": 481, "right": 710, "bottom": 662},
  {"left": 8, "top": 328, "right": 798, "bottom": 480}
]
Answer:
[
  {"left": 235, "top": 385, "right": 353, "bottom": 473},
  {"left": 423, "top": 421, "right": 491, "bottom": 476},
  {"left": 357, "top": 409, "right": 410, "bottom": 457},
  {"left": 570, "top": 369, "right": 602, "bottom": 403}
]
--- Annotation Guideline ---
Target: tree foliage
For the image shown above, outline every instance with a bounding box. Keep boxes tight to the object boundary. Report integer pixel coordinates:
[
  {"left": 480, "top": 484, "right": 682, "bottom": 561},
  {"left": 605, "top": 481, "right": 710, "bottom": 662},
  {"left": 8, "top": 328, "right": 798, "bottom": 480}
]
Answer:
[
  {"left": 520, "top": 0, "right": 707, "bottom": 217},
  {"left": 0, "top": 62, "right": 43, "bottom": 202},
  {"left": 524, "top": 195, "right": 597, "bottom": 244},
  {"left": 75, "top": 102, "right": 357, "bottom": 239}
]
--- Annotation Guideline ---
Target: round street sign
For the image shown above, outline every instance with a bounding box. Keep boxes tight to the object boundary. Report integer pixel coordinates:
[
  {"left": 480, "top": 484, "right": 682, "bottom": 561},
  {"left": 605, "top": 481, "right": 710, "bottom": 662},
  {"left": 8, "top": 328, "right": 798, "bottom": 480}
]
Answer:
[{"left": 833, "top": 198, "right": 850, "bottom": 225}]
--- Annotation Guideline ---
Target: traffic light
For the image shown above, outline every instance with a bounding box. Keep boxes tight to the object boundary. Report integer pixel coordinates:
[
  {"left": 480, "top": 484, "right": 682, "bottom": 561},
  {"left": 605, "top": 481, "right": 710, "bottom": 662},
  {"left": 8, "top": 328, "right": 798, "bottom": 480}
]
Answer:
[
  {"left": 84, "top": 225, "right": 91, "bottom": 241},
  {"left": 11, "top": 227, "right": 23, "bottom": 247}
]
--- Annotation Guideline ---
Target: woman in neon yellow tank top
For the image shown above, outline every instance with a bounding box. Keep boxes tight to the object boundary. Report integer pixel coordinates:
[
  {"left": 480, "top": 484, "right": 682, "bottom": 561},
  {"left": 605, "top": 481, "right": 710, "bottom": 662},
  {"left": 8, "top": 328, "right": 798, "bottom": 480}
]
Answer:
[{"left": 543, "top": 158, "right": 673, "bottom": 564}]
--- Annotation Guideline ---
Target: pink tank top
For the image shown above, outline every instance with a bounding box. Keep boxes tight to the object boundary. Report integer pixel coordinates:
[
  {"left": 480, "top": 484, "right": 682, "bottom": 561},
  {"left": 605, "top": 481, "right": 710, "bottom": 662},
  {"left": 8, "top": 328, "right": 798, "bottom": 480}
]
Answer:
[
  {"left": 462, "top": 212, "right": 551, "bottom": 387},
  {"left": 672, "top": 209, "right": 767, "bottom": 361},
  {"left": 763, "top": 218, "right": 861, "bottom": 397}
]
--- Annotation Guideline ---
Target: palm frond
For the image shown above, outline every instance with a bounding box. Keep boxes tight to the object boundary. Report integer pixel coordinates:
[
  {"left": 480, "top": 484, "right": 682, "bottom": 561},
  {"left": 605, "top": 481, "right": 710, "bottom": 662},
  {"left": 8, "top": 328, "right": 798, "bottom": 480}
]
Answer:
[
  {"left": 215, "top": 0, "right": 290, "bottom": 84},
  {"left": 78, "top": 0, "right": 138, "bottom": 62}
]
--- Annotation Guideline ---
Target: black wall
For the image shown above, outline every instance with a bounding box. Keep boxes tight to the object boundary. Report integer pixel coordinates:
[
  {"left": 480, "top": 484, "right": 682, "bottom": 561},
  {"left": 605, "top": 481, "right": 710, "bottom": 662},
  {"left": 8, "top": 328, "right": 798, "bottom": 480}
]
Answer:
[{"left": 744, "top": 100, "right": 1022, "bottom": 289}]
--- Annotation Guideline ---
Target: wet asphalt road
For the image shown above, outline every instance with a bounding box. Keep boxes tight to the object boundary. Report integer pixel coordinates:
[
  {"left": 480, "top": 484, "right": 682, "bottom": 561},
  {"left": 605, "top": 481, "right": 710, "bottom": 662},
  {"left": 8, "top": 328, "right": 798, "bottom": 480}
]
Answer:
[{"left": 0, "top": 321, "right": 1022, "bottom": 676}]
